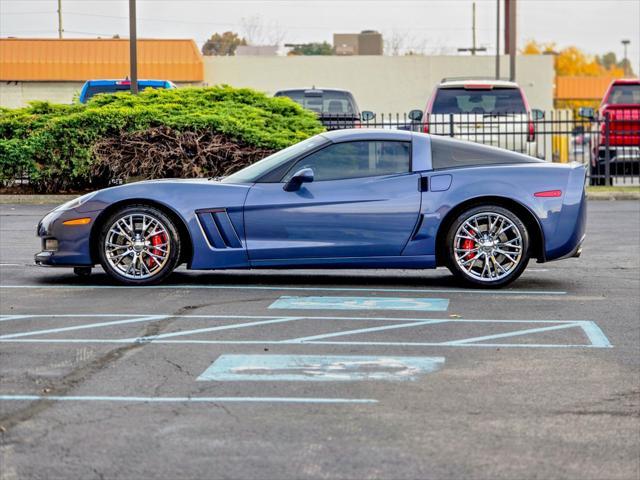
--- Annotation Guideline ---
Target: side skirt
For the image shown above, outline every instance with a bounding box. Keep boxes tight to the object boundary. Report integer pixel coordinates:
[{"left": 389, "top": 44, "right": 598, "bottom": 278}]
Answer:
[{"left": 246, "top": 255, "right": 436, "bottom": 270}]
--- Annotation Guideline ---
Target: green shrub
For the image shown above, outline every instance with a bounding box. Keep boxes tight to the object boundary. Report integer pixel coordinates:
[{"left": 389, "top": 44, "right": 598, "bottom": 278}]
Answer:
[{"left": 0, "top": 86, "right": 324, "bottom": 192}]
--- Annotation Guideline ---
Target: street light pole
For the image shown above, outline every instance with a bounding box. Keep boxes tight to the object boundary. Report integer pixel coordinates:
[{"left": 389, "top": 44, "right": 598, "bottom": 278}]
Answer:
[
  {"left": 57, "top": 0, "right": 63, "bottom": 39},
  {"left": 495, "top": 0, "right": 500, "bottom": 79},
  {"left": 507, "top": 0, "right": 516, "bottom": 81},
  {"left": 621, "top": 39, "right": 630, "bottom": 77},
  {"left": 129, "top": 0, "right": 139, "bottom": 95}
]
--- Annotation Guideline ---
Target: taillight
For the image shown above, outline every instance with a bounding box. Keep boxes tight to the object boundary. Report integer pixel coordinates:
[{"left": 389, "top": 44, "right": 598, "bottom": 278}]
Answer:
[
  {"left": 423, "top": 122, "right": 429, "bottom": 134},
  {"left": 534, "top": 190, "right": 562, "bottom": 198},
  {"left": 354, "top": 120, "right": 362, "bottom": 129},
  {"left": 527, "top": 120, "right": 535, "bottom": 142}
]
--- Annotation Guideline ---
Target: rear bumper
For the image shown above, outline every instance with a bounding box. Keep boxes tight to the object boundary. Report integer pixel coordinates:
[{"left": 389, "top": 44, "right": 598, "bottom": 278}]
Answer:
[
  {"left": 544, "top": 165, "right": 588, "bottom": 262},
  {"left": 550, "top": 234, "right": 585, "bottom": 262}
]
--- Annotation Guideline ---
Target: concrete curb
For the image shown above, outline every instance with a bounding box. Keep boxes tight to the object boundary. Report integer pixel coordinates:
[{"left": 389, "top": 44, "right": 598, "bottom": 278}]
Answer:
[
  {"left": 0, "top": 195, "right": 77, "bottom": 205},
  {"left": 1, "top": 192, "right": 639, "bottom": 205},
  {"left": 586, "top": 192, "right": 640, "bottom": 201}
]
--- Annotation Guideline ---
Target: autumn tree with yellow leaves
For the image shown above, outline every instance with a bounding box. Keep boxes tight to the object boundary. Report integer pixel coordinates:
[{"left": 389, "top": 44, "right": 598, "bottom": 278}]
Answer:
[
  {"left": 522, "top": 40, "right": 628, "bottom": 77},
  {"left": 522, "top": 41, "right": 631, "bottom": 109}
]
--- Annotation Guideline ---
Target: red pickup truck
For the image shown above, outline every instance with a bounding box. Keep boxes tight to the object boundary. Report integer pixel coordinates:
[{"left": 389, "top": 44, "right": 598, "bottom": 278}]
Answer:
[{"left": 580, "top": 79, "right": 640, "bottom": 184}]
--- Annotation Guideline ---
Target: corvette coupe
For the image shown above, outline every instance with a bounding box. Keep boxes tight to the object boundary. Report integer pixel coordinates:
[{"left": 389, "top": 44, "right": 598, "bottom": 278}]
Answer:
[{"left": 36, "top": 129, "right": 586, "bottom": 288}]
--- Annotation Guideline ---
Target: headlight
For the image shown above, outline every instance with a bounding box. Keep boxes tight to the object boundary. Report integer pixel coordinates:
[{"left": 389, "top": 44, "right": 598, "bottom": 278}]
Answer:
[{"left": 54, "top": 192, "right": 98, "bottom": 212}]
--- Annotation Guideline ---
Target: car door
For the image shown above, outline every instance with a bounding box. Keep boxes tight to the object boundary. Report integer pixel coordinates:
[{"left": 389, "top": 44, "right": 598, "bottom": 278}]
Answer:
[{"left": 243, "top": 140, "right": 421, "bottom": 261}]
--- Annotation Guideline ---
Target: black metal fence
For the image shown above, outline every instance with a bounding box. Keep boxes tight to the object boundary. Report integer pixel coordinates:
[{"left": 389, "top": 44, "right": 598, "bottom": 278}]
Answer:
[
  {"left": 325, "top": 110, "right": 640, "bottom": 186},
  {"left": 3, "top": 110, "right": 639, "bottom": 189}
]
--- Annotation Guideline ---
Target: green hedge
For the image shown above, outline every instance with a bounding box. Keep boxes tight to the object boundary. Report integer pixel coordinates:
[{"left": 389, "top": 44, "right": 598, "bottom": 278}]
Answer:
[{"left": 0, "top": 86, "right": 324, "bottom": 192}]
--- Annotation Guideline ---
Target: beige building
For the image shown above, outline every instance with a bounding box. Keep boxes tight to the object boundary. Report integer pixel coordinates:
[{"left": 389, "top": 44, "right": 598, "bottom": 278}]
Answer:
[
  {"left": 204, "top": 55, "right": 554, "bottom": 113},
  {"left": 0, "top": 38, "right": 553, "bottom": 114},
  {"left": 334, "top": 31, "right": 383, "bottom": 56}
]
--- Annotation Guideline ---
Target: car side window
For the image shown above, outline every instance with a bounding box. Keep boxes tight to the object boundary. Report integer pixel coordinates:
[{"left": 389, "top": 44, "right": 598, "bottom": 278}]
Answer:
[{"left": 282, "top": 141, "right": 411, "bottom": 182}]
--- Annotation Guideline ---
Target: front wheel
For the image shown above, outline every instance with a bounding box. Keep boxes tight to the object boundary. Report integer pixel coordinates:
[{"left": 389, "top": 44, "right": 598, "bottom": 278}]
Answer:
[
  {"left": 97, "top": 205, "right": 181, "bottom": 285},
  {"left": 445, "top": 206, "right": 530, "bottom": 288}
]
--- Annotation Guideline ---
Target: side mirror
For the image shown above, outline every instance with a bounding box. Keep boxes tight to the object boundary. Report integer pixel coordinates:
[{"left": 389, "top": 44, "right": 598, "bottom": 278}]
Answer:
[
  {"left": 361, "top": 111, "right": 375, "bottom": 121},
  {"left": 283, "top": 168, "right": 314, "bottom": 192},
  {"left": 531, "top": 109, "right": 545, "bottom": 120},
  {"left": 408, "top": 109, "right": 423, "bottom": 121},
  {"left": 578, "top": 107, "right": 595, "bottom": 120}
]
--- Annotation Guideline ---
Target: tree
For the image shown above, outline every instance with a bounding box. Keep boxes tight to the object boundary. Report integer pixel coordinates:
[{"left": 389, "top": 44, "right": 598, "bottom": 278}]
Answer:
[
  {"left": 596, "top": 52, "right": 634, "bottom": 77},
  {"left": 288, "top": 42, "right": 334, "bottom": 56},
  {"left": 240, "top": 15, "right": 286, "bottom": 46},
  {"left": 202, "top": 32, "right": 247, "bottom": 56},
  {"left": 522, "top": 40, "right": 627, "bottom": 77},
  {"left": 522, "top": 40, "right": 629, "bottom": 111}
]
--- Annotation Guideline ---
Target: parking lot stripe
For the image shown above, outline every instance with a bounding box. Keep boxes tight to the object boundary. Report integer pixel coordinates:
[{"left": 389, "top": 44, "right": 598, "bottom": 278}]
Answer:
[
  {"left": 0, "top": 394, "right": 378, "bottom": 404},
  {"left": 0, "top": 339, "right": 611, "bottom": 348},
  {"left": 269, "top": 296, "right": 449, "bottom": 311},
  {"left": 123, "top": 317, "right": 305, "bottom": 342},
  {"left": 441, "top": 322, "right": 585, "bottom": 345},
  {"left": 283, "top": 319, "right": 450, "bottom": 343},
  {"left": 197, "top": 354, "right": 445, "bottom": 382},
  {"left": 0, "top": 285, "right": 568, "bottom": 296},
  {"left": 0, "top": 314, "right": 591, "bottom": 323},
  {"left": 0, "top": 315, "right": 168, "bottom": 339},
  {"left": 0, "top": 315, "right": 612, "bottom": 348},
  {"left": 575, "top": 320, "right": 613, "bottom": 348},
  {"left": 0, "top": 315, "right": 33, "bottom": 322}
]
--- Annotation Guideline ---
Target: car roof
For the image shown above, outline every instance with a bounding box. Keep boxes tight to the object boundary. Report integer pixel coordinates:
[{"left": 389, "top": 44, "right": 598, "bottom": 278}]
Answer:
[
  {"left": 275, "top": 88, "right": 353, "bottom": 94},
  {"left": 610, "top": 78, "right": 640, "bottom": 86},
  {"left": 438, "top": 79, "right": 520, "bottom": 89},
  {"left": 84, "top": 79, "right": 170, "bottom": 85},
  {"left": 320, "top": 128, "right": 416, "bottom": 143}
]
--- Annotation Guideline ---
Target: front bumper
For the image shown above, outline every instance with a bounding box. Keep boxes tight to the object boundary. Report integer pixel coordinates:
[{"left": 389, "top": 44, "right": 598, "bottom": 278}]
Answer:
[{"left": 35, "top": 208, "right": 96, "bottom": 267}]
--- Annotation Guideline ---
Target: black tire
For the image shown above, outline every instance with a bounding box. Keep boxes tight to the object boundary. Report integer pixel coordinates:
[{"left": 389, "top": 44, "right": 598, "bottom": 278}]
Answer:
[
  {"left": 97, "top": 204, "right": 181, "bottom": 285},
  {"left": 445, "top": 205, "right": 530, "bottom": 288}
]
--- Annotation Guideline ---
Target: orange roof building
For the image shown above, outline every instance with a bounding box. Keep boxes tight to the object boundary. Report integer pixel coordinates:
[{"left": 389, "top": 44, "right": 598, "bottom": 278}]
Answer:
[
  {"left": 555, "top": 76, "right": 617, "bottom": 102},
  {"left": 0, "top": 38, "right": 204, "bottom": 82}
]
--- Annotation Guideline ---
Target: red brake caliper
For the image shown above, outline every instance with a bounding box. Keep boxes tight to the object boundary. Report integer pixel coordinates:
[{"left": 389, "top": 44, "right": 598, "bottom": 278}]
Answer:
[
  {"left": 462, "top": 229, "right": 477, "bottom": 260},
  {"left": 147, "top": 233, "right": 167, "bottom": 267}
]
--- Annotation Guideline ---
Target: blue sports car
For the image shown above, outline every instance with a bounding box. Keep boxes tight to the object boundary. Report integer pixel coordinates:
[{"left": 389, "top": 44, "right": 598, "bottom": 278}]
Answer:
[{"left": 36, "top": 129, "right": 586, "bottom": 288}]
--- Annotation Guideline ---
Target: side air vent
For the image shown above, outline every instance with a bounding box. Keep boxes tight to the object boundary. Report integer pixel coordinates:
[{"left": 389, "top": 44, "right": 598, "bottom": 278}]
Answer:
[{"left": 196, "top": 209, "right": 242, "bottom": 249}]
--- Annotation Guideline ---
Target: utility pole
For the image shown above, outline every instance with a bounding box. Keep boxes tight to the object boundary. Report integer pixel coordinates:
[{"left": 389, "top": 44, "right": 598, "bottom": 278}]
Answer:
[
  {"left": 472, "top": 2, "right": 477, "bottom": 55},
  {"left": 457, "top": 2, "right": 487, "bottom": 55},
  {"left": 129, "top": 0, "right": 138, "bottom": 94},
  {"left": 506, "top": 0, "right": 516, "bottom": 81},
  {"left": 621, "top": 39, "right": 630, "bottom": 77},
  {"left": 495, "top": 0, "right": 500, "bottom": 79},
  {"left": 57, "top": 0, "right": 63, "bottom": 39}
]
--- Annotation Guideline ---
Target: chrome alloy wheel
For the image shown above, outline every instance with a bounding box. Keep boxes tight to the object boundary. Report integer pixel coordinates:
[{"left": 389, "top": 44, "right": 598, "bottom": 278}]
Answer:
[
  {"left": 103, "top": 213, "right": 171, "bottom": 280},
  {"left": 453, "top": 212, "right": 524, "bottom": 282}
]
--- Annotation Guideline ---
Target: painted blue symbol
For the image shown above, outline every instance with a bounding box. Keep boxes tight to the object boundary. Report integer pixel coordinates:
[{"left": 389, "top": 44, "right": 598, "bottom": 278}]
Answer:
[
  {"left": 269, "top": 296, "right": 449, "bottom": 312},
  {"left": 197, "top": 354, "right": 446, "bottom": 382}
]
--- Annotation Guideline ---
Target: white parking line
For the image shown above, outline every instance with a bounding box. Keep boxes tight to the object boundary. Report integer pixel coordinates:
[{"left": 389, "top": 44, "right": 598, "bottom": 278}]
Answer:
[
  {"left": 0, "top": 315, "right": 612, "bottom": 349},
  {"left": 0, "top": 394, "right": 378, "bottom": 405},
  {"left": 0, "top": 284, "right": 568, "bottom": 296},
  {"left": 0, "top": 315, "right": 168, "bottom": 339}
]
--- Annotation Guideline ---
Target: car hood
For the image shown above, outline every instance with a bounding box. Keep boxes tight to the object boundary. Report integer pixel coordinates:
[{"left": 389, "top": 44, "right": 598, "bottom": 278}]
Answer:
[{"left": 76, "top": 178, "right": 252, "bottom": 214}]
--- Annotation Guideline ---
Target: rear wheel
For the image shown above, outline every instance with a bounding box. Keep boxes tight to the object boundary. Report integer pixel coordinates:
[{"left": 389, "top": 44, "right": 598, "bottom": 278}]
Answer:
[
  {"left": 98, "top": 205, "right": 181, "bottom": 285},
  {"left": 445, "top": 205, "right": 530, "bottom": 288}
]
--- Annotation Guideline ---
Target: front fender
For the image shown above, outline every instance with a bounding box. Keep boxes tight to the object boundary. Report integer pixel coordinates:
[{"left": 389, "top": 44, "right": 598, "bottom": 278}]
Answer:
[{"left": 78, "top": 180, "right": 251, "bottom": 269}]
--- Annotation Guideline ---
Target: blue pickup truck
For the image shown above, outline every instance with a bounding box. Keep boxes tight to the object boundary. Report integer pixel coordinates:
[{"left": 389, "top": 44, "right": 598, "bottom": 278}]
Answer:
[{"left": 78, "top": 79, "right": 176, "bottom": 103}]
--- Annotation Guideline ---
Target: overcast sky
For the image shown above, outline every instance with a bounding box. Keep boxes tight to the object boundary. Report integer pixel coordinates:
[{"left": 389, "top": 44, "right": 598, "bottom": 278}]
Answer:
[{"left": 2, "top": 0, "right": 639, "bottom": 74}]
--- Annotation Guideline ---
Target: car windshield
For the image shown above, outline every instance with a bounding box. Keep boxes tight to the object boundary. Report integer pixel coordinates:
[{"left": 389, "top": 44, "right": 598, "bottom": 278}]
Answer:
[
  {"left": 432, "top": 87, "right": 527, "bottom": 114},
  {"left": 221, "top": 136, "right": 328, "bottom": 184},
  {"left": 277, "top": 90, "right": 357, "bottom": 115},
  {"left": 608, "top": 85, "right": 640, "bottom": 105}
]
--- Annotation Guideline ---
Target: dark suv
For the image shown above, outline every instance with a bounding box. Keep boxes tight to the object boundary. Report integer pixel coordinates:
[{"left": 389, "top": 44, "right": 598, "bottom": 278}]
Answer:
[{"left": 274, "top": 88, "right": 374, "bottom": 130}]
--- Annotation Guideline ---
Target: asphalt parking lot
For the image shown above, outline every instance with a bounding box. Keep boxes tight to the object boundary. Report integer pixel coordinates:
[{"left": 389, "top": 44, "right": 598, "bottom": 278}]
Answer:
[{"left": 0, "top": 200, "right": 639, "bottom": 480}]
